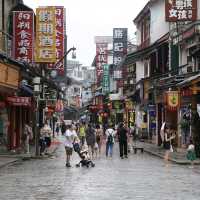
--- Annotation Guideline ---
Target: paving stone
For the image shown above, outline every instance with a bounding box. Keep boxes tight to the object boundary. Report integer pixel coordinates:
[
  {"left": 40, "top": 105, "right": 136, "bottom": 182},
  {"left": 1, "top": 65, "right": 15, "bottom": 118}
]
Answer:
[{"left": 0, "top": 137, "right": 200, "bottom": 200}]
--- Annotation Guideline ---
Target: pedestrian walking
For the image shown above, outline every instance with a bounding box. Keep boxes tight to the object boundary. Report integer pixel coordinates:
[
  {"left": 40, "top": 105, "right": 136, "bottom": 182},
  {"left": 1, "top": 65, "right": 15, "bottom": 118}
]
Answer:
[
  {"left": 85, "top": 123, "right": 96, "bottom": 159},
  {"left": 55, "top": 123, "right": 60, "bottom": 136},
  {"left": 79, "top": 122, "right": 86, "bottom": 148},
  {"left": 118, "top": 123, "right": 128, "bottom": 159},
  {"left": 39, "top": 126, "right": 46, "bottom": 156},
  {"left": 186, "top": 139, "right": 196, "bottom": 168},
  {"left": 95, "top": 124, "right": 103, "bottom": 155},
  {"left": 163, "top": 125, "right": 175, "bottom": 166},
  {"left": 61, "top": 121, "right": 66, "bottom": 135},
  {"left": 40, "top": 122, "right": 52, "bottom": 154},
  {"left": 64, "top": 124, "right": 79, "bottom": 167},
  {"left": 22, "top": 122, "right": 33, "bottom": 154},
  {"left": 105, "top": 124, "right": 115, "bottom": 157}
]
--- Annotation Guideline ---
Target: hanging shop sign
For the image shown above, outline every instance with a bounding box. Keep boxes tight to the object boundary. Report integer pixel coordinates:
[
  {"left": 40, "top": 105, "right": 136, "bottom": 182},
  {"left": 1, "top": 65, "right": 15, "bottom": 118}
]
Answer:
[
  {"left": 165, "top": 91, "right": 180, "bottom": 111},
  {"left": 113, "top": 28, "right": 128, "bottom": 66},
  {"left": 125, "top": 100, "right": 133, "bottom": 110},
  {"left": 165, "top": 0, "right": 197, "bottom": 22},
  {"left": 47, "top": 7, "right": 65, "bottom": 75},
  {"left": 13, "top": 11, "right": 34, "bottom": 63},
  {"left": 7, "top": 97, "right": 31, "bottom": 106},
  {"left": 55, "top": 99, "right": 64, "bottom": 112},
  {"left": 96, "top": 43, "right": 108, "bottom": 84},
  {"left": 0, "top": 63, "right": 19, "bottom": 89},
  {"left": 102, "top": 64, "right": 110, "bottom": 93},
  {"left": 35, "top": 7, "right": 56, "bottom": 62}
]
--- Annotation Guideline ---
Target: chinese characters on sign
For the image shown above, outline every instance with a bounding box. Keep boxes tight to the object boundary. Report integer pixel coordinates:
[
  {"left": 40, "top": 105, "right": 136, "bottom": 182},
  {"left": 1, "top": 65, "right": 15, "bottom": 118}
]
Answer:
[
  {"left": 35, "top": 7, "right": 56, "bottom": 62},
  {"left": 48, "top": 7, "right": 65, "bottom": 75},
  {"left": 96, "top": 43, "right": 108, "bottom": 84},
  {"left": 13, "top": 11, "right": 34, "bottom": 63},
  {"left": 113, "top": 28, "right": 128, "bottom": 66},
  {"left": 7, "top": 97, "right": 31, "bottom": 107},
  {"left": 165, "top": 0, "right": 197, "bottom": 22},
  {"left": 102, "top": 64, "right": 110, "bottom": 93}
]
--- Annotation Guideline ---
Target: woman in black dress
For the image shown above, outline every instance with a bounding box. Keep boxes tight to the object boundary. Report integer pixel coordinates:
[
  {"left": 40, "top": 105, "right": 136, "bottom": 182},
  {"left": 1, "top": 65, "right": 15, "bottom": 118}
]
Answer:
[{"left": 163, "top": 125, "right": 175, "bottom": 166}]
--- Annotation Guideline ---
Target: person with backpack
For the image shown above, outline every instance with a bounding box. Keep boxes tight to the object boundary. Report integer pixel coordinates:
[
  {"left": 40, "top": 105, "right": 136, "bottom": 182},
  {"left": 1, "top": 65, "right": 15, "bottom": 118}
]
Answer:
[
  {"left": 105, "top": 124, "right": 115, "bottom": 157},
  {"left": 118, "top": 122, "right": 128, "bottom": 159}
]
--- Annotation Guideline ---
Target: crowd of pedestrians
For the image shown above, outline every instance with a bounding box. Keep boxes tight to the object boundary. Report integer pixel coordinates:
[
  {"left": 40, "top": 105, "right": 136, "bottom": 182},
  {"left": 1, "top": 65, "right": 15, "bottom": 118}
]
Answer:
[
  {"left": 59, "top": 121, "right": 132, "bottom": 167},
  {"left": 32, "top": 118, "right": 196, "bottom": 169}
]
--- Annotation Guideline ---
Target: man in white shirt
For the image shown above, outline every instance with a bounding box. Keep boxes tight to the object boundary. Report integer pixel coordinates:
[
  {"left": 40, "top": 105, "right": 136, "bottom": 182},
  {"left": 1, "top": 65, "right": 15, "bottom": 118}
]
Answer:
[{"left": 105, "top": 125, "right": 115, "bottom": 157}]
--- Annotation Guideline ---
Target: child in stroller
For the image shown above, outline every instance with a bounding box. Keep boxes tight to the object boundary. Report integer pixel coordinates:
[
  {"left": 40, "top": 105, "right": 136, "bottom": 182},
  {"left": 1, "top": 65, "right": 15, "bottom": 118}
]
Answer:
[{"left": 73, "top": 142, "right": 95, "bottom": 168}]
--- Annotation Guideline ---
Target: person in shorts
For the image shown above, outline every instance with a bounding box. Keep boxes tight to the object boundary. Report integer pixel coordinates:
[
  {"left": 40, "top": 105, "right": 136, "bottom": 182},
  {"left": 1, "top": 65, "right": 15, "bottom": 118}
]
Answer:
[{"left": 64, "top": 124, "right": 79, "bottom": 167}]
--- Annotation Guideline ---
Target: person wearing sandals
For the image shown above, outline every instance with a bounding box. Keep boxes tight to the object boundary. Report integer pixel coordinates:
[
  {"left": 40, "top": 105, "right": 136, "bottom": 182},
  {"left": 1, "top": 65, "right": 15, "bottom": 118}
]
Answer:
[{"left": 64, "top": 124, "right": 79, "bottom": 167}]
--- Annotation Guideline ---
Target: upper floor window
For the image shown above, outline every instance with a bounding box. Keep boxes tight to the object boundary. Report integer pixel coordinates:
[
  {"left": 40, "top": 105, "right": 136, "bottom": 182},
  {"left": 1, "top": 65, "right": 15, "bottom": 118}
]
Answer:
[{"left": 141, "top": 15, "right": 150, "bottom": 46}]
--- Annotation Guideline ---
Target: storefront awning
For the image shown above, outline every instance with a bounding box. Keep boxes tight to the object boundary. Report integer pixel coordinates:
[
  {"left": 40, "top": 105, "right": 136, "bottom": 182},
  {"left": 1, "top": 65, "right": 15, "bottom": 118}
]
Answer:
[
  {"left": 20, "top": 85, "right": 33, "bottom": 96},
  {"left": 177, "top": 74, "right": 200, "bottom": 87}
]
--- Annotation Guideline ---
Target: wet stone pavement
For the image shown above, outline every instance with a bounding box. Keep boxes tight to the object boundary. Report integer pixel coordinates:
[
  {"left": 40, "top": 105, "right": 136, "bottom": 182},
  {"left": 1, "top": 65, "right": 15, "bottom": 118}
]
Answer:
[{"left": 0, "top": 137, "right": 200, "bottom": 200}]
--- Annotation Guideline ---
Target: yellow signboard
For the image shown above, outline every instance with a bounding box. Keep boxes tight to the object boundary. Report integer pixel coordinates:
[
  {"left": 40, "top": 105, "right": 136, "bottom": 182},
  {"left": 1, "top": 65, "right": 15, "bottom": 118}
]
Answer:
[
  {"left": 35, "top": 7, "right": 56, "bottom": 63},
  {"left": 0, "top": 63, "right": 19, "bottom": 89}
]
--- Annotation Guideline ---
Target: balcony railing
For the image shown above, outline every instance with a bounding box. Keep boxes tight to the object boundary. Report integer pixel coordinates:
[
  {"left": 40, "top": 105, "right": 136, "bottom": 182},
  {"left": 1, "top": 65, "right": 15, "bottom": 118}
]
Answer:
[{"left": 0, "top": 30, "right": 13, "bottom": 57}]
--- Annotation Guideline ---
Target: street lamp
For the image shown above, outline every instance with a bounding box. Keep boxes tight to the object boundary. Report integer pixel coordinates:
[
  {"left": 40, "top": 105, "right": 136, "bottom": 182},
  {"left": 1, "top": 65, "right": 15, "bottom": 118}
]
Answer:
[
  {"left": 33, "top": 77, "right": 41, "bottom": 156},
  {"left": 53, "top": 46, "right": 76, "bottom": 69}
]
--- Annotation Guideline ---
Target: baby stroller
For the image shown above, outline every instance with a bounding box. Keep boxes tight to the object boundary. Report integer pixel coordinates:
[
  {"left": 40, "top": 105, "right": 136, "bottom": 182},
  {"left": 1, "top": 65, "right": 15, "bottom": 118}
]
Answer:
[{"left": 73, "top": 142, "right": 95, "bottom": 168}]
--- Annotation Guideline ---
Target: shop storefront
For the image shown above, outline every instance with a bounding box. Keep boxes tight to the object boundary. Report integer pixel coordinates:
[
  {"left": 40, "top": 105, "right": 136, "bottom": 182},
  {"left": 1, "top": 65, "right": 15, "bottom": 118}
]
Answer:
[{"left": 0, "top": 62, "right": 20, "bottom": 151}]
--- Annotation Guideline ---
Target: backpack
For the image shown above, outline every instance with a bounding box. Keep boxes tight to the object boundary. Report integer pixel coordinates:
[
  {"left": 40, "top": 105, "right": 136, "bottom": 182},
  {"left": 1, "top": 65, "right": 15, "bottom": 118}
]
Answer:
[{"left": 107, "top": 132, "right": 113, "bottom": 144}]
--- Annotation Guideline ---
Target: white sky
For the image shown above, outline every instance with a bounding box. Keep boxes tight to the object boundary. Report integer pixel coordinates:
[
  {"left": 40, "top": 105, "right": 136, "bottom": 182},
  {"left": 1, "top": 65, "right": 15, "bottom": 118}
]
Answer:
[{"left": 23, "top": 0, "right": 148, "bottom": 66}]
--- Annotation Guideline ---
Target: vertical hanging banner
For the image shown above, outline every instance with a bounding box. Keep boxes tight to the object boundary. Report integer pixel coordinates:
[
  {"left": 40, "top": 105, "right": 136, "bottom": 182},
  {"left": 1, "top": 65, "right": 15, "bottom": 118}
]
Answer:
[
  {"left": 13, "top": 11, "right": 34, "bottom": 63},
  {"left": 96, "top": 43, "right": 108, "bottom": 84},
  {"left": 48, "top": 7, "right": 65, "bottom": 75},
  {"left": 113, "top": 28, "right": 128, "bottom": 66},
  {"left": 165, "top": 0, "right": 197, "bottom": 22},
  {"left": 165, "top": 91, "right": 180, "bottom": 111},
  {"left": 102, "top": 64, "right": 110, "bottom": 93},
  {"left": 35, "top": 7, "right": 56, "bottom": 63}
]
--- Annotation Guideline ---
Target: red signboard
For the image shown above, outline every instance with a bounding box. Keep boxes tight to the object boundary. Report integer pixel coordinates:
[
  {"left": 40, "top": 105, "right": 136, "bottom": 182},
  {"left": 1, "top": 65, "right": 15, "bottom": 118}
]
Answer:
[
  {"left": 181, "top": 88, "right": 193, "bottom": 96},
  {"left": 96, "top": 43, "right": 108, "bottom": 84},
  {"left": 55, "top": 99, "right": 64, "bottom": 112},
  {"left": 48, "top": 7, "right": 65, "bottom": 75},
  {"left": 7, "top": 97, "right": 31, "bottom": 106},
  {"left": 13, "top": 11, "right": 34, "bottom": 63},
  {"left": 165, "top": 0, "right": 197, "bottom": 22}
]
